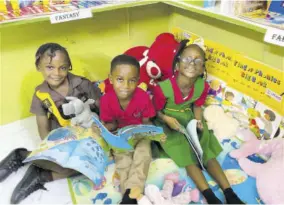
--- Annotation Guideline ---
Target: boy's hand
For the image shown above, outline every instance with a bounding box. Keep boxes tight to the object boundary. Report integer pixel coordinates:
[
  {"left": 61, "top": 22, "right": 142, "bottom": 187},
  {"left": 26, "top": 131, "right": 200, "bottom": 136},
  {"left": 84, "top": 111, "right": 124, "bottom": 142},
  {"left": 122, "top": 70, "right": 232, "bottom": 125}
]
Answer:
[
  {"left": 160, "top": 134, "right": 167, "bottom": 143},
  {"left": 91, "top": 124, "right": 101, "bottom": 135},
  {"left": 197, "top": 120, "right": 203, "bottom": 130},
  {"left": 164, "top": 116, "right": 181, "bottom": 131}
]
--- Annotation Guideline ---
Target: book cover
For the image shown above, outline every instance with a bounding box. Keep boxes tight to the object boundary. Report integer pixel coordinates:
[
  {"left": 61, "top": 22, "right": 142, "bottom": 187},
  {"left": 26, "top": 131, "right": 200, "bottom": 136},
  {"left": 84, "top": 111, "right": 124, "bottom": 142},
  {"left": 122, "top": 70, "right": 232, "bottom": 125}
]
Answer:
[
  {"left": 23, "top": 117, "right": 164, "bottom": 185},
  {"left": 254, "top": 102, "right": 282, "bottom": 140}
]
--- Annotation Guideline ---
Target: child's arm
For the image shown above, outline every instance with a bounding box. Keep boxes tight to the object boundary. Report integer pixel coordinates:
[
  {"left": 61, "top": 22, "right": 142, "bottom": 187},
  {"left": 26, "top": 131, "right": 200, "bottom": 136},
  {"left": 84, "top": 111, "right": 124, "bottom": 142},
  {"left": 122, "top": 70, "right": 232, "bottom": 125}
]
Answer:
[
  {"left": 157, "top": 111, "right": 181, "bottom": 131},
  {"left": 102, "top": 121, "right": 118, "bottom": 132},
  {"left": 30, "top": 92, "right": 51, "bottom": 140},
  {"left": 146, "top": 116, "right": 167, "bottom": 142},
  {"left": 151, "top": 84, "right": 180, "bottom": 131},
  {"left": 91, "top": 121, "right": 117, "bottom": 136},
  {"left": 85, "top": 79, "right": 101, "bottom": 112},
  {"left": 99, "top": 93, "right": 117, "bottom": 132},
  {"left": 193, "top": 105, "right": 203, "bottom": 121},
  {"left": 193, "top": 105, "right": 204, "bottom": 130},
  {"left": 142, "top": 117, "right": 153, "bottom": 125},
  {"left": 36, "top": 115, "right": 51, "bottom": 140},
  {"left": 193, "top": 82, "right": 210, "bottom": 130}
]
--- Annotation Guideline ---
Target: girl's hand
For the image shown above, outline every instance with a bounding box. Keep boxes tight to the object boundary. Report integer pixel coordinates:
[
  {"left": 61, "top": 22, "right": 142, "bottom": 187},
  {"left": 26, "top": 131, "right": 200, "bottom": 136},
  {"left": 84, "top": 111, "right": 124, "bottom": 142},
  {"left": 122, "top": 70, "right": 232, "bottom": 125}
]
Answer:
[
  {"left": 196, "top": 120, "right": 203, "bottom": 130},
  {"left": 164, "top": 116, "right": 181, "bottom": 131}
]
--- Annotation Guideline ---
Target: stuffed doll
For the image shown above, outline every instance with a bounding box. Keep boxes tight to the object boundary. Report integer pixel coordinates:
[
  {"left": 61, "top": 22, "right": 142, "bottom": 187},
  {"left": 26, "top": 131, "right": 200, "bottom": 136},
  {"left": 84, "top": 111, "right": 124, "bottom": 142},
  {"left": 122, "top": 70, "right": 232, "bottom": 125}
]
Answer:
[
  {"left": 62, "top": 96, "right": 98, "bottom": 128},
  {"left": 133, "top": 172, "right": 199, "bottom": 205},
  {"left": 230, "top": 130, "right": 284, "bottom": 204}
]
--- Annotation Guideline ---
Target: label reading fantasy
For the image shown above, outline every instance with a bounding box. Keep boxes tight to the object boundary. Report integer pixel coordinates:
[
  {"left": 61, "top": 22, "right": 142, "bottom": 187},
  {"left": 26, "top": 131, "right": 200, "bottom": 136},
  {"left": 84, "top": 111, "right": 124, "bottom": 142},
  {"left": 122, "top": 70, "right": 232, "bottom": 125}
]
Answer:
[{"left": 50, "top": 9, "right": 92, "bottom": 24}]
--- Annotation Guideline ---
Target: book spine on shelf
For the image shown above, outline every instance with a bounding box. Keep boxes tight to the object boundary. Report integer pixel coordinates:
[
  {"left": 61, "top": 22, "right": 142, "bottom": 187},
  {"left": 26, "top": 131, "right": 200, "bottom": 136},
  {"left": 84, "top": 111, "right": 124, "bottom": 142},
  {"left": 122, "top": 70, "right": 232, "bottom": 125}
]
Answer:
[
  {"left": 220, "top": 0, "right": 235, "bottom": 15},
  {"left": 204, "top": 0, "right": 216, "bottom": 8}
]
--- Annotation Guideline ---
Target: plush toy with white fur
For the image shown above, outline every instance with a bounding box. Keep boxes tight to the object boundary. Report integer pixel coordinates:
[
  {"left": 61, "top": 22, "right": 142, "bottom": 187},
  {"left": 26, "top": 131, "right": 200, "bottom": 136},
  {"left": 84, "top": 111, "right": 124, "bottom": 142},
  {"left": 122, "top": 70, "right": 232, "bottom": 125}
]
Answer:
[
  {"left": 62, "top": 96, "right": 98, "bottom": 128},
  {"left": 203, "top": 105, "right": 239, "bottom": 140},
  {"left": 230, "top": 129, "right": 284, "bottom": 204},
  {"left": 137, "top": 172, "right": 199, "bottom": 205}
]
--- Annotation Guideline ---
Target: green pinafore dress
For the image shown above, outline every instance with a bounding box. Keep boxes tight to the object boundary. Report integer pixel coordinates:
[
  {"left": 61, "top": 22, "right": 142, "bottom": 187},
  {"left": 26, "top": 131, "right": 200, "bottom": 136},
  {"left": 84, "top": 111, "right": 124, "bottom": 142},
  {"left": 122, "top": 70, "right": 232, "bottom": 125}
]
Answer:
[{"left": 154, "top": 77, "right": 223, "bottom": 167}]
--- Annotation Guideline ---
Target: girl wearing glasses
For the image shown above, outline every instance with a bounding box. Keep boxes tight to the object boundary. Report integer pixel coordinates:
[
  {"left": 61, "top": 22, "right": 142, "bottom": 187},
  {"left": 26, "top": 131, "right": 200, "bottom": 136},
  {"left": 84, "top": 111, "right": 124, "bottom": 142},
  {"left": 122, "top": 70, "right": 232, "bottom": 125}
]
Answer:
[{"left": 151, "top": 40, "right": 244, "bottom": 204}]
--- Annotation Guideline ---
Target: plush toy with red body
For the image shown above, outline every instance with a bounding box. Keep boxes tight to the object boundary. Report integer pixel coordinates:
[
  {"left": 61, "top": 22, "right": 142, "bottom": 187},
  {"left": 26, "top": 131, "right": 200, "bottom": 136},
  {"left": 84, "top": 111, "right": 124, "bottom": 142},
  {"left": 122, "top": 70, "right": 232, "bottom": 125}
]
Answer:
[{"left": 102, "top": 33, "right": 180, "bottom": 93}]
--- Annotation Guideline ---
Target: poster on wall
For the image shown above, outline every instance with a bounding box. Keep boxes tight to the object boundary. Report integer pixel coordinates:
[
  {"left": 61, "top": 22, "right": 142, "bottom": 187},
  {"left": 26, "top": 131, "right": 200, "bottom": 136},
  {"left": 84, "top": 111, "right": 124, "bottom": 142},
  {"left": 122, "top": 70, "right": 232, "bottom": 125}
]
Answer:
[
  {"left": 254, "top": 102, "right": 282, "bottom": 139},
  {"left": 231, "top": 55, "right": 283, "bottom": 114},
  {"left": 170, "top": 27, "right": 284, "bottom": 115},
  {"left": 205, "top": 74, "right": 227, "bottom": 106},
  {"left": 204, "top": 40, "right": 236, "bottom": 81},
  {"left": 172, "top": 27, "right": 200, "bottom": 43}
]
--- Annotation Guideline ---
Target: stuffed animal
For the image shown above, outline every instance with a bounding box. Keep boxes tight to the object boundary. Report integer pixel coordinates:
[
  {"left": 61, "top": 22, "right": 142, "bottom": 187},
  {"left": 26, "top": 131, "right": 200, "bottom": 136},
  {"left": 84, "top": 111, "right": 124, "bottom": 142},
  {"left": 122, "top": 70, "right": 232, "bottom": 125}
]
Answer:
[
  {"left": 62, "top": 96, "right": 98, "bottom": 128},
  {"left": 203, "top": 105, "right": 239, "bottom": 140},
  {"left": 135, "top": 172, "right": 199, "bottom": 205},
  {"left": 230, "top": 130, "right": 284, "bottom": 204},
  {"left": 102, "top": 33, "right": 180, "bottom": 93},
  {"left": 141, "top": 32, "right": 179, "bottom": 86}
]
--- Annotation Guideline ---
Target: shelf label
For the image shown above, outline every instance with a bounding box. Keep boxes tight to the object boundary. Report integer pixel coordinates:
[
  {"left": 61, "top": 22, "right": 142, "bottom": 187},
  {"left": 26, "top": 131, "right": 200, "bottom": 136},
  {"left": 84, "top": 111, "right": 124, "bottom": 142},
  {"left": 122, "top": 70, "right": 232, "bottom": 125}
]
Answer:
[
  {"left": 50, "top": 9, "right": 92, "bottom": 24},
  {"left": 264, "top": 28, "right": 284, "bottom": 47}
]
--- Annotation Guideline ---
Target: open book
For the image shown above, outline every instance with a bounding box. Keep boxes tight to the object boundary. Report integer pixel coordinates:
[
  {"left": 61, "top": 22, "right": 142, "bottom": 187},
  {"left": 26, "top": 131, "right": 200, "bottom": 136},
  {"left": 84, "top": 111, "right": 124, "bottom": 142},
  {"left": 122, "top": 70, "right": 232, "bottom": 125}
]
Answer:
[
  {"left": 23, "top": 117, "right": 165, "bottom": 186},
  {"left": 179, "top": 119, "right": 205, "bottom": 170}
]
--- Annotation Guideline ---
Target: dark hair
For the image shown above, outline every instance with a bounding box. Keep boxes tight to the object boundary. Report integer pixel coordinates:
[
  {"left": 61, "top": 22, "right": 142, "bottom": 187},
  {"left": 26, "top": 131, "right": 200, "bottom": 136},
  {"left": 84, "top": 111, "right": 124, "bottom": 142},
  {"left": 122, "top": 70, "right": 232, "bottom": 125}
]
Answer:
[
  {"left": 111, "top": 54, "right": 140, "bottom": 74},
  {"left": 264, "top": 109, "right": 276, "bottom": 121},
  {"left": 35, "top": 43, "right": 72, "bottom": 70},
  {"left": 172, "top": 39, "right": 207, "bottom": 79}
]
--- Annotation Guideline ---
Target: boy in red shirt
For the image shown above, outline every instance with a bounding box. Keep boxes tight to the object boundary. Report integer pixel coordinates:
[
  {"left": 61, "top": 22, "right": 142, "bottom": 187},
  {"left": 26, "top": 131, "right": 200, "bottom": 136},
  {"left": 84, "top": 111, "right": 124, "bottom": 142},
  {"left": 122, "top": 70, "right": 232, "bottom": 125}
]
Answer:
[{"left": 100, "top": 54, "right": 158, "bottom": 204}]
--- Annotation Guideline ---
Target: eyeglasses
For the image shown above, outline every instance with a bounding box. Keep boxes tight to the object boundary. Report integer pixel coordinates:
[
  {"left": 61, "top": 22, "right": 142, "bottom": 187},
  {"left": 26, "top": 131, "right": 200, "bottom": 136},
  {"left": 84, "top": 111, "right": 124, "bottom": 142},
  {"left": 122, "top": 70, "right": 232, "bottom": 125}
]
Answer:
[{"left": 178, "top": 56, "right": 204, "bottom": 67}]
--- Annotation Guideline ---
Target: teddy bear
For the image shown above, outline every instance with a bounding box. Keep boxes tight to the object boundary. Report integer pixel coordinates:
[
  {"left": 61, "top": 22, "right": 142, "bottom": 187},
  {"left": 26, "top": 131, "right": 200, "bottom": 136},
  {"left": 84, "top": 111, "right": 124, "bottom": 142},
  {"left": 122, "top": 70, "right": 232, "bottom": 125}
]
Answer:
[
  {"left": 132, "top": 172, "right": 200, "bottom": 205},
  {"left": 141, "top": 32, "right": 179, "bottom": 86},
  {"left": 203, "top": 105, "right": 240, "bottom": 140},
  {"left": 230, "top": 129, "right": 284, "bottom": 204},
  {"left": 102, "top": 33, "right": 180, "bottom": 93}
]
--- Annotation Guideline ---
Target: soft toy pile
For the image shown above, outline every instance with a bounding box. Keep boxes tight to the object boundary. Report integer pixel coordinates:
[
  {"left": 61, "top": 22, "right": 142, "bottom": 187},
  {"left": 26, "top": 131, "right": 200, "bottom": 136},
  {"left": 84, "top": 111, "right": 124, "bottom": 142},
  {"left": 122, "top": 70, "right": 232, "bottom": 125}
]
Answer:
[
  {"left": 230, "top": 129, "right": 284, "bottom": 204},
  {"left": 203, "top": 105, "right": 239, "bottom": 140},
  {"left": 138, "top": 172, "right": 199, "bottom": 205}
]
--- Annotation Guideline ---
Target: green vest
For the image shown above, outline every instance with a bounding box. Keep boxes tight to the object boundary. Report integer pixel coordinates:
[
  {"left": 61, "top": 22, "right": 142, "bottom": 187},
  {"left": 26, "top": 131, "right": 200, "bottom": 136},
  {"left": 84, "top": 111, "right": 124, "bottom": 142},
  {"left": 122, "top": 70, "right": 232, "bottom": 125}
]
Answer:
[{"left": 159, "top": 77, "right": 205, "bottom": 126}]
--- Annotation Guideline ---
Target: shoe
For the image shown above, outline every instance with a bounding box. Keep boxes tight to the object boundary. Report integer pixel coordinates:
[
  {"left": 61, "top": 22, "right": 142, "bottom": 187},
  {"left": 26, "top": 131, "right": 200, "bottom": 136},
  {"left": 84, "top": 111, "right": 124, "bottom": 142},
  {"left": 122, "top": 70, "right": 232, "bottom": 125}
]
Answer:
[
  {"left": 224, "top": 188, "right": 245, "bottom": 204},
  {"left": 0, "top": 148, "right": 28, "bottom": 182},
  {"left": 202, "top": 188, "right": 223, "bottom": 204},
  {"left": 120, "top": 189, "right": 137, "bottom": 204},
  {"left": 10, "top": 165, "right": 51, "bottom": 204}
]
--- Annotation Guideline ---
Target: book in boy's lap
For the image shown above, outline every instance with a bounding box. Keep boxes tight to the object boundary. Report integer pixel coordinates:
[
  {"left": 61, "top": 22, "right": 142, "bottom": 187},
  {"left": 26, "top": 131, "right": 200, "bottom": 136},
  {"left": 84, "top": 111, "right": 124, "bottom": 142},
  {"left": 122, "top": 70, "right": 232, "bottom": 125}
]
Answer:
[{"left": 23, "top": 117, "right": 165, "bottom": 186}]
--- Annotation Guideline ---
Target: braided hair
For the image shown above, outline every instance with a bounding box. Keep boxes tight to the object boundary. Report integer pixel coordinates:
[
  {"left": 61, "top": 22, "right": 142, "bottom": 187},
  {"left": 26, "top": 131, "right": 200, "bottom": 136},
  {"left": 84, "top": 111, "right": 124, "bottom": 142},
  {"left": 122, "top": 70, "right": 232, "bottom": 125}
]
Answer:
[
  {"left": 35, "top": 43, "right": 72, "bottom": 70},
  {"left": 172, "top": 39, "right": 207, "bottom": 79}
]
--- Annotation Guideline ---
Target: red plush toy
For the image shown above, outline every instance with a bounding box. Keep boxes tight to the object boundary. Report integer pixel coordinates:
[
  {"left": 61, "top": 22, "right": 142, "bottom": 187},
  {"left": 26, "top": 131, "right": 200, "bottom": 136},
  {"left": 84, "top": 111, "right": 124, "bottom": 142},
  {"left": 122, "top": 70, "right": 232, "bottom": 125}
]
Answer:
[{"left": 102, "top": 33, "right": 180, "bottom": 93}]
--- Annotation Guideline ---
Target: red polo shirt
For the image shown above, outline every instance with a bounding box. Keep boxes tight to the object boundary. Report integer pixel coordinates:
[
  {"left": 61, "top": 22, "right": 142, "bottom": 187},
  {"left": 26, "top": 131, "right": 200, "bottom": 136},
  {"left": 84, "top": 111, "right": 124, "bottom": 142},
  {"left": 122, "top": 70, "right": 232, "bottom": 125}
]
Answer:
[{"left": 100, "top": 87, "right": 156, "bottom": 128}]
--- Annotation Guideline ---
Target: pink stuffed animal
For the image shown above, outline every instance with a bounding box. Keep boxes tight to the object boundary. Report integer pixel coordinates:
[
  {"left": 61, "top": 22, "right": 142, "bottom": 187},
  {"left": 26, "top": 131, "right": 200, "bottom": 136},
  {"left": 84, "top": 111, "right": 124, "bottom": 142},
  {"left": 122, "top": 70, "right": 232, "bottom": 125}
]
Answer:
[
  {"left": 138, "top": 172, "right": 200, "bottom": 205},
  {"left": 230, "top": 129, "right": 284, "bottom": 204}
]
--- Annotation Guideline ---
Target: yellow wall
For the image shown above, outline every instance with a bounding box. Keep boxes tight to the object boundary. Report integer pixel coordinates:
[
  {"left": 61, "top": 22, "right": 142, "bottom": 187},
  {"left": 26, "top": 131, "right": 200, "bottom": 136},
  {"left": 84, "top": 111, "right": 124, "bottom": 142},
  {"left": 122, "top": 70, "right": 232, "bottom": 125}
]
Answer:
[
  {"left": 0, "top": 3, "right": 171, "bottom": 125},
  {"left": 1, "top": 2, "right": 283, "bottom": 125}
]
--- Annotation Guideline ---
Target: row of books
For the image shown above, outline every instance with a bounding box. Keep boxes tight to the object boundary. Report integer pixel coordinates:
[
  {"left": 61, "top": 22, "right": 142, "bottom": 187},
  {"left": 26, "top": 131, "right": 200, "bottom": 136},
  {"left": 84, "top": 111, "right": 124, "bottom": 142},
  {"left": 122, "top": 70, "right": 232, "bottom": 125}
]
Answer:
[
  {"left": 203, "top": 0, "right": 284, "bottom": 30},
  {"left": 0, "top": 0, "right": 138, "bottom": 23}
]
